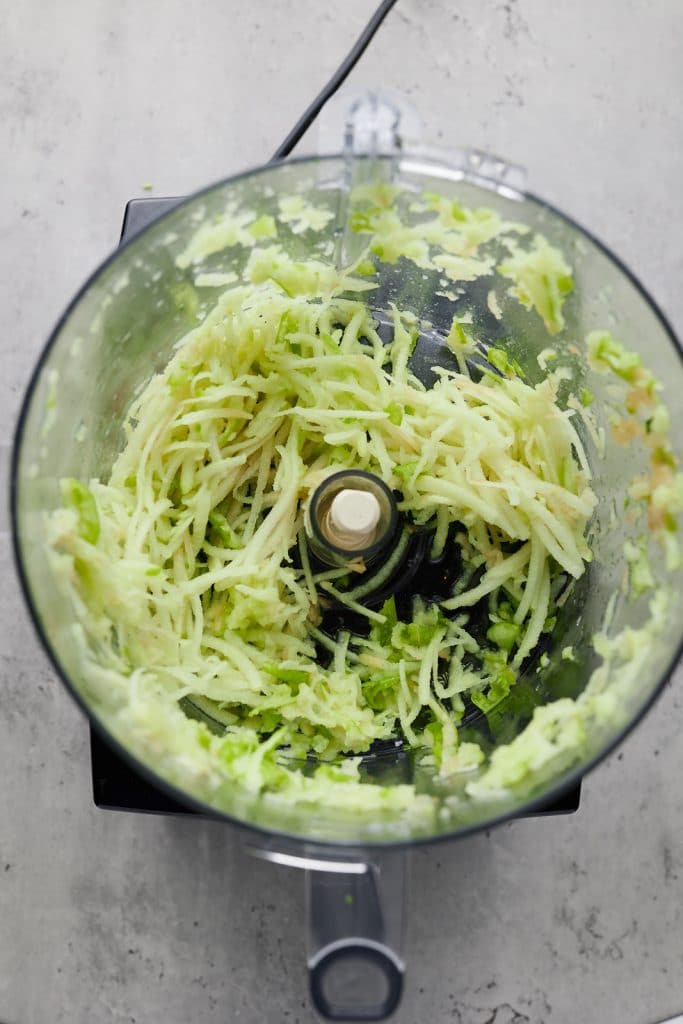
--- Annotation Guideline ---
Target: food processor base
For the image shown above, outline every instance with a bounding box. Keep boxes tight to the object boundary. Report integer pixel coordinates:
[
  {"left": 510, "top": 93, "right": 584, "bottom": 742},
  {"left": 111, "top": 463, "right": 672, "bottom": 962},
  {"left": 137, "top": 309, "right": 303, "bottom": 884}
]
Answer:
[
  {"left": 91, "top": 190, "right": 583, "bottom": 825},
  {"left": 91, "top": 721, "right": 581, "bottom": 817}
]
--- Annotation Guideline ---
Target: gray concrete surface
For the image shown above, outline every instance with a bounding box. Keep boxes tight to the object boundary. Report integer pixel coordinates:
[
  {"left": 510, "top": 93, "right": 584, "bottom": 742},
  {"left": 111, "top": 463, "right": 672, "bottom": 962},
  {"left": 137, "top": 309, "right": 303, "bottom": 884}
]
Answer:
[{"left": 1, "top": 1, "right": 682, "bottom": 1022}]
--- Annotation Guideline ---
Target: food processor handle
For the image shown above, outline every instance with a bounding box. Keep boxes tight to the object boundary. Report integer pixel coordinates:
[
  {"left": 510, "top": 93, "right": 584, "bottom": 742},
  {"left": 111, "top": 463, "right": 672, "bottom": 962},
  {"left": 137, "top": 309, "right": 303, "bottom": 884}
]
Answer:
[
  {"left": 305, "top": 849, "right": 408, "bottom": 1021},
  {"left": 248, "top": 842, "right": 408, "bottom": 1020}
]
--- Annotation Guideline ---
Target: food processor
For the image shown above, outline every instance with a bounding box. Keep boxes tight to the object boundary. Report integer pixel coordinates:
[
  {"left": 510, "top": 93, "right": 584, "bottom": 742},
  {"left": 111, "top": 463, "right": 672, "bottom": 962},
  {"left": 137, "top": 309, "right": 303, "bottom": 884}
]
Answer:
[{"left": 11, "top": 61, "right": 683, "bottom": 1024}]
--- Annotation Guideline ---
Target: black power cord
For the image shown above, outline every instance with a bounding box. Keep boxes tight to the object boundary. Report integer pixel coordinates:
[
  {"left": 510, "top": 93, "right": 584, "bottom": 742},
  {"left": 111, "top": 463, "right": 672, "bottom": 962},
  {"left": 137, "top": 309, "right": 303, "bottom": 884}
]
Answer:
[{"left": 271, "top": 0, "right": 399, "bottom": 161}]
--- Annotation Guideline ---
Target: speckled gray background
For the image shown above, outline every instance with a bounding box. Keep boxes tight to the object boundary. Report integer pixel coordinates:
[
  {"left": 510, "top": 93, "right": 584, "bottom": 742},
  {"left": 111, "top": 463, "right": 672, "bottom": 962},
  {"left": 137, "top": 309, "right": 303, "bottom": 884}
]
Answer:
[{"left": 1, "top": 2, "right": 682, "bottom": 1022}]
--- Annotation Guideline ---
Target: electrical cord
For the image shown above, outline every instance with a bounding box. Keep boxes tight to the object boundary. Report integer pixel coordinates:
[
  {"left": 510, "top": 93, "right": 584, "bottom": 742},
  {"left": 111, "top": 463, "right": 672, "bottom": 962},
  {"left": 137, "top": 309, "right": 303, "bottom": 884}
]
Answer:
[{"left": 270, "top": 0, "right": 399, "bottom": 161}]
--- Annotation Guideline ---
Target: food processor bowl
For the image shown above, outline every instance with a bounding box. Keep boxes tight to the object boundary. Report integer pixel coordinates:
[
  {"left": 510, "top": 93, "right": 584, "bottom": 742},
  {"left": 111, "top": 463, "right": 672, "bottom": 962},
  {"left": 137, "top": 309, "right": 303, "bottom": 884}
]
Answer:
[
  {"left": 13, "top": 153, "right": 683, "bottom": 842},
  {"left": 12, "top": 143, "right": 683, "bottom": 1020}
]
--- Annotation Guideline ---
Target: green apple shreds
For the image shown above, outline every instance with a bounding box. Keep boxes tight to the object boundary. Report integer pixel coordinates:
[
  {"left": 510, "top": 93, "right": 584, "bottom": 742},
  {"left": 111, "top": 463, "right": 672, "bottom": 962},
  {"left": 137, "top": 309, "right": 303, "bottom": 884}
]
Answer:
[{"left": 47, "top": 247, "right": 600, "bottom": 818}]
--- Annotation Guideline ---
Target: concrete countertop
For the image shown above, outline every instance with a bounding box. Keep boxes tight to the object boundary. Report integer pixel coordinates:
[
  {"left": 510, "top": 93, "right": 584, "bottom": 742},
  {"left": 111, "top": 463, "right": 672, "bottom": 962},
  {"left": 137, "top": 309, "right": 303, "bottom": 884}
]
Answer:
[{"left": 1, "top": 2, "right": 682, "bottom": 1022}]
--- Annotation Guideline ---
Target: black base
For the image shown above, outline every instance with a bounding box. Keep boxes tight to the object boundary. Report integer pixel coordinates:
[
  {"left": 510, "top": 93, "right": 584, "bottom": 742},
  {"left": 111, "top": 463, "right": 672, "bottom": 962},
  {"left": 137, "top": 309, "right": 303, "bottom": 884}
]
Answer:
[
  {"left": 91, "top": 723, "right": 580, "bottom": 817},
  {"left": 89, "top": 194, "right": 582, "bottom": 823}
]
